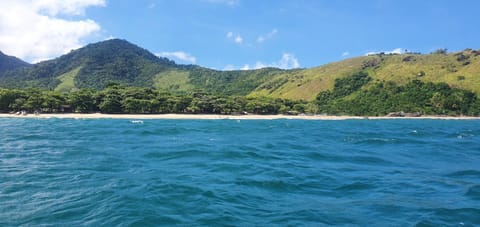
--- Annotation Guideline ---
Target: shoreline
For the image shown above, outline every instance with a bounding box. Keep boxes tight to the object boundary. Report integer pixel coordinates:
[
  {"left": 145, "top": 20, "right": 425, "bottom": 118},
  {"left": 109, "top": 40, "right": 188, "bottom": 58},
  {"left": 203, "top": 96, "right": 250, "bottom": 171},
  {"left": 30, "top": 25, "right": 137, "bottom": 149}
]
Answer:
[{"left": 1, "top": 113, "right": 480, "bottom": 120}]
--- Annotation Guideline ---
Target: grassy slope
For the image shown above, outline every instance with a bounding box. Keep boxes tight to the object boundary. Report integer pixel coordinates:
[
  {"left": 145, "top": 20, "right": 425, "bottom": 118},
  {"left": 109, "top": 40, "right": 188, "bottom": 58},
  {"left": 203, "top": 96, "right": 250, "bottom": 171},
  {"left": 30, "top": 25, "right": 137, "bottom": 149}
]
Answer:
[
  {"left": 153, "top": 70, "right": 194, "bottom": 92},
  {"left": 55, "top": 67, "right": 81, "bottom": 92},
  {"left": 249, "top": 56, "right": 369, "bottom": 100},
  {"left": 374, "top": 50, "right": 480, "bottom": 92},
  {"left": 249, "top": 50, "right": 480, "bottom": 101}
]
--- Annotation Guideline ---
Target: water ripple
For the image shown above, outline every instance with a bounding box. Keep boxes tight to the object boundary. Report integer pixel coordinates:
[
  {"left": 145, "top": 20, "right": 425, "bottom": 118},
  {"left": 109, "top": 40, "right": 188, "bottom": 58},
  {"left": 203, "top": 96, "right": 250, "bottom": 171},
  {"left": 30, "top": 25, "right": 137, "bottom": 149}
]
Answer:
[{"left": 1, "top": 118, "right": 480, "bottom": 225}]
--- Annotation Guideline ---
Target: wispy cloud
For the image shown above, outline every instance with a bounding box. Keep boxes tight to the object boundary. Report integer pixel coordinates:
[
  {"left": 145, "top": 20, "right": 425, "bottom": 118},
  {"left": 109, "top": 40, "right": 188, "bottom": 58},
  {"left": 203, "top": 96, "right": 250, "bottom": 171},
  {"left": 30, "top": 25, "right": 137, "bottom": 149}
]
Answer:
[
  {"left": 234, "top": 35, "right": 243, "bottom": 44},
  {"left": 226, "top": 31, "right": 243, "bottom": 44},
  {"left": 276, "top": 53, "right": 300, "bottom": 69},
  {"left": 365, "top": 48, "right": 404, "bottom": 56},
  {"left": 0, "top": 0, "right": 106, "bottom": 62},
  {"left": 342, "top": 51, "right": 350, "bottom": 57},
  {"left": 241, "top": 64, "right": 250, "bottom": 70},
  {"left": 104, "top": 35, "right": 116, "bottom": 41},
  {"left": 224, "top": 53, "right": 300, "bottom": 71},
  {"left": 33, "top": 0, "right": 106, "bottom": 16},
  {"left": 156, "top": 51, "right": 196, "bottom": 64},
  {"left": 223, "top": 64, "right": 235, "bottom": 70},
  {"left": 257, "top": 29, "right": 278, "bottom": 43}
]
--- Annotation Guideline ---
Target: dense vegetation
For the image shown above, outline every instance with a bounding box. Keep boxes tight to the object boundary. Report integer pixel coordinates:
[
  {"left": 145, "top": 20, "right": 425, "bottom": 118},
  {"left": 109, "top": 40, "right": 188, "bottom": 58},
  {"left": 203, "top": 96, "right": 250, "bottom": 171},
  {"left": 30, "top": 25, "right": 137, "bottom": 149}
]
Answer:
[
  {"left": 0, "top": 39, "right": 175, "bottom": 90},
  {"left": 1, "top": 73, "right": 479, "bottom": 116},
  {"left": 316, "top": 72, "right": 480, "bottom": 116},
  {"left": 187, "top": 67, "right": 289, "bottom": 96},
  {"left": 1, "top": 39, "right": 480, "bottom": 116},
  {"left": 2, "top": 39, "right": 479, "bottom": 101},
  {"left": 0, "top": 39, "right": 290, "bottom": 97},
  {"left": 0, "top": 51, "right": 30, "bottom": 73},
  {"left": 0, "top": 85, "right": 309, "bottom": 115}
]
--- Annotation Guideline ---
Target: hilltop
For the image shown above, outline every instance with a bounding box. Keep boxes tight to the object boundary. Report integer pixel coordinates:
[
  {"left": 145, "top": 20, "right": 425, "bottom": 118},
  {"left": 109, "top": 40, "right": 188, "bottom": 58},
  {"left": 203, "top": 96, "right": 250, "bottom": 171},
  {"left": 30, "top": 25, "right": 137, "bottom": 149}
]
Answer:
[
  {"left": 250, "top": 49, "right": 480, "bottom": 100},
  {"left": 1, "top": 39, "right": 480, "bottom": 101},
  {"left": 0, "top": 51, "right": 31, "bottom": 73},
  {"left": 0, "top": 39, "right": 176, "bottom": 91}
]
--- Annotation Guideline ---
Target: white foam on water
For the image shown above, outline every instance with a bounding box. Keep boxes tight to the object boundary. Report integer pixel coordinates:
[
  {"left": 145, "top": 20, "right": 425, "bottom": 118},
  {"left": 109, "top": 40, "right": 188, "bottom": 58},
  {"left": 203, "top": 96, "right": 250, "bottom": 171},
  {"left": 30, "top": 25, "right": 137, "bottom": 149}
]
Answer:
[{"left": 130, "top": 120, "right": 144, "bottom": 124}]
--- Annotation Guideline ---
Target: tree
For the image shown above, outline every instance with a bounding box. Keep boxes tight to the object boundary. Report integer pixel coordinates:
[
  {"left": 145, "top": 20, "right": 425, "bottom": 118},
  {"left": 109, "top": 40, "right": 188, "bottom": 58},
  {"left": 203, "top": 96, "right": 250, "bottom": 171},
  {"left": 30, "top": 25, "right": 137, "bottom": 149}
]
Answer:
[
  {"left": 69, "top": 89, "right": 95, "bottom": 113},
  {"left": 432, "top": 48, "right": 447, "bottom": 54},
  {"left": 22, "top": 89, "right": 43, "bottom": 111},
  {"left": 98, "top": 87, "right": 123, "bottom": 113},
  {"left": 0, "top": 89, "right": 20, "bottom": 112},
  {"left": 41, "top": 91, "right": 65, "bottom": 113}
]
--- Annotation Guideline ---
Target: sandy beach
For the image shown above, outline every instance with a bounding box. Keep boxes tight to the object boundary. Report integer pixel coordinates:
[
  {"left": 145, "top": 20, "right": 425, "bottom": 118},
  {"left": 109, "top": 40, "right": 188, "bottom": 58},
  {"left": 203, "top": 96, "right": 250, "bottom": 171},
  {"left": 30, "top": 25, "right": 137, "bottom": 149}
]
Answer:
[{"left": 1, "top": 113, "right": 479, "bottom": 120}]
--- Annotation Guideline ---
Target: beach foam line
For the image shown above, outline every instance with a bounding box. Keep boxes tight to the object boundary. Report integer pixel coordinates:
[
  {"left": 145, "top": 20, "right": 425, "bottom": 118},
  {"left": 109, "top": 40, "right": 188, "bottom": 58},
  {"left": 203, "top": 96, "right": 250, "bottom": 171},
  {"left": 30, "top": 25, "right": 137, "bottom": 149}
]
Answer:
[{"left": 1, "top": 113, "right": 480, "bottom": 120}]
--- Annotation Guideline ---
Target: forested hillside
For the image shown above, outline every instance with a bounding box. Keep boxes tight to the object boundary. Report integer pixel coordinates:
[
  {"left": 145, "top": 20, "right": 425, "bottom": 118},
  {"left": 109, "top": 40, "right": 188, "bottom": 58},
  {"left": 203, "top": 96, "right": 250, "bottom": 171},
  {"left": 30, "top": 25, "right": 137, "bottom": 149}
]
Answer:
[
  {"left": 0, "top": 39, "right": 175, "bottom": 91},
  {"left": 0, "top": 51, "right": 30, "bottom": 73},
  {"left": 1, "top": 39, "right": 480, "bottom": 116}
]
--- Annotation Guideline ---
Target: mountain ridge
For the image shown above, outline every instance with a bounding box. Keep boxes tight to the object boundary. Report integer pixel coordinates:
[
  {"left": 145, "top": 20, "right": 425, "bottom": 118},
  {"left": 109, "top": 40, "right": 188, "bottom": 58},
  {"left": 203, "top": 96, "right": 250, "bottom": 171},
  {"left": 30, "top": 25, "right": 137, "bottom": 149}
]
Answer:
[
  {"left": 0, "top": 39, "right": 178, "bottom": 91},
  {"left": 1, "top": 39, "right": 479, "bottom": 101},
  {"left": 0, "top": 51, "right": 31, "bottom": 73}
]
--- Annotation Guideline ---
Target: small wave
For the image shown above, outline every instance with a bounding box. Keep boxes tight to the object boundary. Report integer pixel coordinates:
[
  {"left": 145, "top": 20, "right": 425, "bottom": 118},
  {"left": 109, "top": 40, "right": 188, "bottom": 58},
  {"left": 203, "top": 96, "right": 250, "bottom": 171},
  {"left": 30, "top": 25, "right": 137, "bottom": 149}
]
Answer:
[
  {"left": 416, "top": 207, "right": 480, "bottom": 226},
  {"left": 130, "top": 120, "right": 144, "bottom": 124},
  {"left": 346, "top": 137, "right": 398, "bottom": 145},
  {"left": 143, "top": 149, "right": 207, "bottom": 161},
  {"left": 456, "top": 133, "right": 474, "bottom": 139},
  {"left": 335, "top": 182, "right": 375, "bottom": 192},
  {"left": 465, "top": 185, "right": 480, "bottom": 200},
  {"left": 235, "top": 178, "right": 300, "bottom": 192},
  {"left": 272, "top": 209, "right": 355, "bottom": 226},
  {"left": 353, "top": 155, "right": 391, "bottom": 164},
  {"left": 446, "top": 170, "right": 480, "bottom": 178}
]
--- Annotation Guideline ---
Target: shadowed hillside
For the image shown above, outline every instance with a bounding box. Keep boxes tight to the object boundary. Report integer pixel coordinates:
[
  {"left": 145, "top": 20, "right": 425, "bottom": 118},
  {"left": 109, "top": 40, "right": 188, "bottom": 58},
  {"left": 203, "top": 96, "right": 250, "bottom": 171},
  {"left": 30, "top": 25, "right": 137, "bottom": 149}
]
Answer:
[{"left": 0, "top": 51, "right": 30, "bottom": 73}]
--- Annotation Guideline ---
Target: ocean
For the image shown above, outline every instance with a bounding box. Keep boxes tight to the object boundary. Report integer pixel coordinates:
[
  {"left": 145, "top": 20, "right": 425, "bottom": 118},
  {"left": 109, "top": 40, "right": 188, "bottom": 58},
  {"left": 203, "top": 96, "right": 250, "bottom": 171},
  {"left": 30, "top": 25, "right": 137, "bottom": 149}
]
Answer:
[{"left": 1, "top": 118, "right": 479, "bottom": 226}]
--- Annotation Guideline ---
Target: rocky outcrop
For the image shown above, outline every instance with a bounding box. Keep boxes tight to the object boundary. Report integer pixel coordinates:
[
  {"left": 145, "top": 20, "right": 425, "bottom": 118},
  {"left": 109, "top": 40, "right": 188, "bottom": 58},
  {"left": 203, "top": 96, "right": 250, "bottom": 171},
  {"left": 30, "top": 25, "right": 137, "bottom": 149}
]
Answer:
[{"left": 386, "top": 111, "right": 422, "bottom": 117}]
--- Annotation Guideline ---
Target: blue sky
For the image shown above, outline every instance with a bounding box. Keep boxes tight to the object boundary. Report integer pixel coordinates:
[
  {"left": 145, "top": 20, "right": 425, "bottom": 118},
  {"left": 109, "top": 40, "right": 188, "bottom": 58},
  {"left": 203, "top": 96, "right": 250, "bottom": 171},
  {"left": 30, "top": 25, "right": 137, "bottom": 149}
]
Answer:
[{"left": 1, "top": 0, "right": 479, "bottom": 69}]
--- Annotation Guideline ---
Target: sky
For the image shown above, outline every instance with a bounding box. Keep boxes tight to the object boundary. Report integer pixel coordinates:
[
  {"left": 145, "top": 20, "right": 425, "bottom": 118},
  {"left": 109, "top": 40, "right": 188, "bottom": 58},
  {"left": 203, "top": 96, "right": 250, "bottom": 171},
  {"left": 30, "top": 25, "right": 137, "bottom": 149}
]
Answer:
[{"left": 1, "top": 0, "right": 480, "bottom": 70}]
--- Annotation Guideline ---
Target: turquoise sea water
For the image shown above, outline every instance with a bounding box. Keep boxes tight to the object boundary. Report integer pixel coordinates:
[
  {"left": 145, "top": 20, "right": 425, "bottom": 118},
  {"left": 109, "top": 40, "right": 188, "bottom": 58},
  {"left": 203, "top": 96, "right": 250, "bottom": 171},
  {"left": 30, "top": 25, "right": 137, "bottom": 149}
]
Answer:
[{"left": 1, "top": 118, "right": 480, "bottom": 226}]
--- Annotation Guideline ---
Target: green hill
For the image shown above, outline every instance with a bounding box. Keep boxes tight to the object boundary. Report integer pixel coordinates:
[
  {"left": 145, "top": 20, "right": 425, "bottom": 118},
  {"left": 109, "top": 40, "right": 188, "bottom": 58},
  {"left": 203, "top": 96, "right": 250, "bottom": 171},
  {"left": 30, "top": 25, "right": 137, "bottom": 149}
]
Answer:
[
  {"left": 0, "top": 39, "right": 176, "bottom": 91},
  {"left": 0, "top": 51, "right": 30, "bottom": 73},
  {"left": 250, "top": 49, "right": 480, "bottom": 100},
  {"left": 1, "top": 39, "right": 480, "bottom": 103}
]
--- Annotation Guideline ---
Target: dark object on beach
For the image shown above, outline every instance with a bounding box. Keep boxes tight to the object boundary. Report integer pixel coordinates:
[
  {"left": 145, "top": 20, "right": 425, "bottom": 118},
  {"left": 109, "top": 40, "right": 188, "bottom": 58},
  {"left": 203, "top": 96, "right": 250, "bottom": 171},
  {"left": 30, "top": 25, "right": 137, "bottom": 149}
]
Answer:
[{"left": 386, "top": 111, "right": 422, "bottom": 117}]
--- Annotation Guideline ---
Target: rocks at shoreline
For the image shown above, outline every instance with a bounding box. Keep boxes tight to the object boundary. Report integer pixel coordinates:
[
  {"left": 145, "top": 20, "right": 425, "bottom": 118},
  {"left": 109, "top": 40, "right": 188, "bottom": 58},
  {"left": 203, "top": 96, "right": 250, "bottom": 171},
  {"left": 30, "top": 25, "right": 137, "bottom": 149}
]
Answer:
[{"left": 386, "top": 111, "right": 422, "bottom": 117}]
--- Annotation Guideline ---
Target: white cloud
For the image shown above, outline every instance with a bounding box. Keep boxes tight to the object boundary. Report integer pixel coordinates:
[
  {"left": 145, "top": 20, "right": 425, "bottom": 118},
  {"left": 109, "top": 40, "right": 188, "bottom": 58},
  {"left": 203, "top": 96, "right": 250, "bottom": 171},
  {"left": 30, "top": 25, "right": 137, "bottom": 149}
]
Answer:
[
  {"left": 342, "top": 51, "right": 350, "bottom": 57},
  {"left": 226, "top": 31, "right": 242, "bottom": 45},
  {"left": 223, "top": 64, "right": 235, "bottom": 70},
  {"left": 277, "top": 53, "right": 300, "bottom": 69},
  {"left": 241, "top": 64, "right": 250, "bottom": 70},
  {"left": 0, "top": 0, "right": 105, "bottom": 62},
  {"left": 234, "top": 35, "right": 243, "bottom": 44},
  {"left": 33, "top": 0, "right": 105, "bottom": 16},
  {"left": 156, "top": 51, "right": 197, "bottom": 64},
  {"left": 104, "top": 35, "right": 116, "bottom": 41},
  {"left": 365, "top": 48, "right": 404, "bottom": 56},
  {"left": 255, "top": 62, "right": 267, "bottom": 69},
  {"left": 225, "top": 53, "right": 300, "bottom": 70},
  {"left": 257, "top": 29, "right": 278, "bottom": 43}
]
